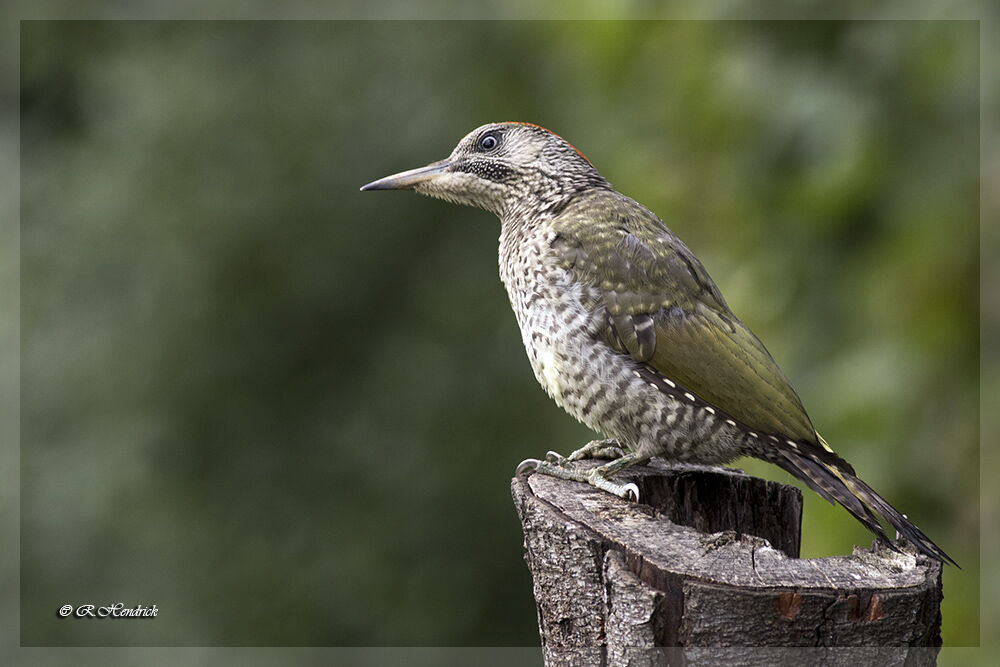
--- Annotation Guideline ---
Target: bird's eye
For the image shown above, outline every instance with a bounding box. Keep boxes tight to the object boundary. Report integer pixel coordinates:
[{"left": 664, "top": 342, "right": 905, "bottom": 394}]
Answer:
[{"left": 478, "top": 133, "right": 500, "bottom": 151}]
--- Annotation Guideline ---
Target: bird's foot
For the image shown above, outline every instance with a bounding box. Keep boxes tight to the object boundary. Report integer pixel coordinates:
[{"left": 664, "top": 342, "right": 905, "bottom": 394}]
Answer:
[{"left": 515, "top": 452, "right": 645, "bottom": 502}]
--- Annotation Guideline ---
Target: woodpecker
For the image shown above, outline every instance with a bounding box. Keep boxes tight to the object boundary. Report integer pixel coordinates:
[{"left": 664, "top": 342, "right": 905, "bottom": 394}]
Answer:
[{"left": 361, "top": 122, "right": 955, "bottom": 565}]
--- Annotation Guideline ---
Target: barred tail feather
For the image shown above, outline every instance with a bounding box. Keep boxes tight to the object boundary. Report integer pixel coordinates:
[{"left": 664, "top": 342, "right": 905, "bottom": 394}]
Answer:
[
  {"left": 771, "top": 439, "right": 957, "bottom": 567},
  {"left": 846, "top": 474, "right": 958, "bottom": 567}
]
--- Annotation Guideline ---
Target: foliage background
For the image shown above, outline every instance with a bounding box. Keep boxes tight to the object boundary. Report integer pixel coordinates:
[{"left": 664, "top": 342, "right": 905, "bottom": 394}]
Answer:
[{"left": 19, "top": 20, "right": 979, "bottom": 647}]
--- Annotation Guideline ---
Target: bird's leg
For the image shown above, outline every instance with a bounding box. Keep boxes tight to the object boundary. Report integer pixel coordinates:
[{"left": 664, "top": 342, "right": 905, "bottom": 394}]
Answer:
[
  {"left": 516, "top": 451, "right": 647, "bottom": 502},
  {"left": 541, "top": 439, "right": 625, "bottom": 466},
  {"left": 567, "top": 438, "right": 626, "bottom": 461}
]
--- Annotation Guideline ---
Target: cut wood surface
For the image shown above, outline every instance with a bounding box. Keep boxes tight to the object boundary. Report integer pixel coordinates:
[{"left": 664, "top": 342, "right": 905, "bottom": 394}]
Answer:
[{"left": 511, "top": 461, "right": 942, "bottom": 666}]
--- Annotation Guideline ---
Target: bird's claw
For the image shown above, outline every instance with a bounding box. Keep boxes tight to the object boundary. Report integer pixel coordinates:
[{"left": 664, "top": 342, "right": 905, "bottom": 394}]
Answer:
[
  {"left": 515, "top": 458, "right": 541, "bottom": 476},
  {"left": 622, "top": 482, "right": 640, "bottom": 503},
  {"left": 545, "top": 450, "right": 566, "bottom": 463}
]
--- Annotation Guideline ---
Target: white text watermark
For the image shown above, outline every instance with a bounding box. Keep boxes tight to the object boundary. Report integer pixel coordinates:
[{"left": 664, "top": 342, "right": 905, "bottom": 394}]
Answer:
[{"left": 57, "top": 603, "right": 158, "bottom": 619}]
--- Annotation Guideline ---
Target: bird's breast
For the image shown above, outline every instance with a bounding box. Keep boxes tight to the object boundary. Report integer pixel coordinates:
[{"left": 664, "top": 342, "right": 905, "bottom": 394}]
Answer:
[{"left": 499, "top": 236, "right": 604, "bottom": 403}]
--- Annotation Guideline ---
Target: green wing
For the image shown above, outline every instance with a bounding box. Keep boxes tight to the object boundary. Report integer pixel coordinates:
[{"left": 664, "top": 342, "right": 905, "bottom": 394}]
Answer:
[{"left": 551, "top": 189, "right": 818, "bottom": 444}]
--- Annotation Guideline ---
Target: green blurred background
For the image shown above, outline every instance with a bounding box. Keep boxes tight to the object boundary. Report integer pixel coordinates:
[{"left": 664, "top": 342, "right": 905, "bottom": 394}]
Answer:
[{"left": 20, "top": 20, "right": 979, "bottom": 646}]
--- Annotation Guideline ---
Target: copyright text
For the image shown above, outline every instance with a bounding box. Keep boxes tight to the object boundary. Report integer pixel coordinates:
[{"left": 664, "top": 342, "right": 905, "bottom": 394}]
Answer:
[{"left": 57, "top": 603, "right": 158, "bottom": 619}]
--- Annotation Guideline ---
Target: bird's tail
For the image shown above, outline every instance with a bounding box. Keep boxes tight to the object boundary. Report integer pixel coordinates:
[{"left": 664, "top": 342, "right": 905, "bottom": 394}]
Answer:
[{"left": 769, "top": 434, "right": 957, "bottom": 567}]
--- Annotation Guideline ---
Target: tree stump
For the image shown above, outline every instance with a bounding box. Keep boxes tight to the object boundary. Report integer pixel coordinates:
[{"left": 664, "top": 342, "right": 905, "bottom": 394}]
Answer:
[{"left": 511, "top": 460, "right": 942, "bottom": 666}]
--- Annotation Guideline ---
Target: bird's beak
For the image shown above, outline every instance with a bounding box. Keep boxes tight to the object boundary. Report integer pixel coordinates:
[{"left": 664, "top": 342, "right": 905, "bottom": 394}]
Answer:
[{"left": 359, "top": 160, "right": 451, "bottom": 191}]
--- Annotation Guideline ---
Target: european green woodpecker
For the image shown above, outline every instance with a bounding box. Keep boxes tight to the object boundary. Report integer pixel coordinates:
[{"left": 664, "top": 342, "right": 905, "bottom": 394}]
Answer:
[{"left": 361, "top": 122, "right": 954, "bottom": 565}]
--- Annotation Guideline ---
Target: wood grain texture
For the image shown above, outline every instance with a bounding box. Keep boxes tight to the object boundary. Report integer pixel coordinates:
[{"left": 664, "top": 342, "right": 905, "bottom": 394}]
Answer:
[{"left": 511, "top": 461, "right": 941, "bottom": 666}]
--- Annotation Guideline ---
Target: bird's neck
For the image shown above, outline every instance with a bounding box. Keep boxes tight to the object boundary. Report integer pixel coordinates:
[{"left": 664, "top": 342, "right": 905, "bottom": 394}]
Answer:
[
  {"left": 496, "top": 185, "right": 600, "bottom": 300},
  {"left": 500, "top": 171, "right": 610, "bottom": 225}
]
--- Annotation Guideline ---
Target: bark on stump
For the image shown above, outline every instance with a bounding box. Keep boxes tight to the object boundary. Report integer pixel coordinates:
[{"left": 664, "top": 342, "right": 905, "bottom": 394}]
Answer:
[{"left": 511, "top": 461, "right": 943, "bottom": 666}]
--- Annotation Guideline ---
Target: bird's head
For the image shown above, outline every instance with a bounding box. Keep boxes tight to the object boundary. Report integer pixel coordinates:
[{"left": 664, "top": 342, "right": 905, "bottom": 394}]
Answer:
[{"left": 361, "top": 122, "right": 609, "bottom": 218}]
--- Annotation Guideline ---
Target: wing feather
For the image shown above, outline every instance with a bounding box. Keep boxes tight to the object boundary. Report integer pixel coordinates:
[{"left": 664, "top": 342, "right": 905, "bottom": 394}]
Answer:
[{"left": 552, "top": 189, "right": 818, "bottom": 443}]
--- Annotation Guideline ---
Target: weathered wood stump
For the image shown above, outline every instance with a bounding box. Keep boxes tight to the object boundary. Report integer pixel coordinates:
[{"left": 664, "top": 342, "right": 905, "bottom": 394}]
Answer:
[{"left": 511, "top": 461, "right": 942, "bottom": 666}]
